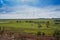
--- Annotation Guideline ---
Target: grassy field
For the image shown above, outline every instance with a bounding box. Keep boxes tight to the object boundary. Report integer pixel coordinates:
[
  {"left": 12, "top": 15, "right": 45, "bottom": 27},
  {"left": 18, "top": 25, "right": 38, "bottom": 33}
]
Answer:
[{"left": 0, "top": 19, "right": 60, "bottom": 36}]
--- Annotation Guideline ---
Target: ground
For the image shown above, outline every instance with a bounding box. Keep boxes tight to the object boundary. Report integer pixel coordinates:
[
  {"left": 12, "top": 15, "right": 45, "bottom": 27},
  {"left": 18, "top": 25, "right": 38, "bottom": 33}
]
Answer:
[
  {"left": 0, "top": 30, "right": 58, "bottom": 40},
  {"left": 0, "top": 19, "right": 60, "bottom": 40}
]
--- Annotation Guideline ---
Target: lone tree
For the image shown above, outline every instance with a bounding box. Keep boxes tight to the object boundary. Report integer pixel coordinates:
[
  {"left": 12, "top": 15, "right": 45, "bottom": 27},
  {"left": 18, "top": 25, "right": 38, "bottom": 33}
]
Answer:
[
  {"left": 16, "top": 20, "right": 19, "bottom": 23},
  {"left": 38, "top": 24, "right": 42, "bottom": 28},
  {"left": 46, "top": 21, "right": 50, "bottom": 28},
  {"left": 0, "top": 26, "right": 1, "bottom": 30}
]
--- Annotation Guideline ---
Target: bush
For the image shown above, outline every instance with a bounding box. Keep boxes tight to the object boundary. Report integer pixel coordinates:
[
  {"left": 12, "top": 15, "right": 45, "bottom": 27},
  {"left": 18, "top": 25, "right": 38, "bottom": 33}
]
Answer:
[
  {"left": 38, "top": 24, "right": 42, "bottom": 28},
  {"left": 53, "top": 30, "right": 60, "bottom": 40},
  {"left": 42, "top": 32, "right": 45, "bottom": 36},
  {"left": 37, "top": 32, "right": 41, "bottom": 36}
]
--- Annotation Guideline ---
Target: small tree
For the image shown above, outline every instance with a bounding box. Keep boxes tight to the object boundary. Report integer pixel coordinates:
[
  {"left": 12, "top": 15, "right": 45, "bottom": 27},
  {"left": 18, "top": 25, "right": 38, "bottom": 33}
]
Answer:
[
  {"left": 0, "top": 27, "right": 4, "bottom": 35},
  {"left": 38, "top": 24, "right": 42, "bottom": 28},
  {"left": 0, "top": 26, "right": 1, "bottom": 30},
  {"left": 46, "top": 21, "right": 50, "bottom": 28},
  {"left": 16, "top": 20, "right": 18, "bottom": 23}
]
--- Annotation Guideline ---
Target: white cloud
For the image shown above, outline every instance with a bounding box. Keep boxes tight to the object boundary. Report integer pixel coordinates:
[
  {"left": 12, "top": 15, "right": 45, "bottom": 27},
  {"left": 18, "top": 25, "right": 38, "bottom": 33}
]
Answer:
[{"left": 0, "top": 5, "right": 60, "bottom": 19}]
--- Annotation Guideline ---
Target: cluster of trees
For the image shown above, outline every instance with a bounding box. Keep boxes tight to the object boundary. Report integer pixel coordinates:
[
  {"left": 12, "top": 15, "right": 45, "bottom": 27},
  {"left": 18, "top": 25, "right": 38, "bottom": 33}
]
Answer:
[
  {"left": 53, "top": 30, "right": 60, "bottom": 40},
  {"left": 54, "top": 20, "right": 60, "bottom": 22},
  {"left": 25, "top": 21, "right": 45, "bottom": 24},
  {"left": 16, "top": 20, "right": 39, "bottom": 23},
  {"left": 16, "top": 20, "right": 22, "bottom": 23},
  {"left": 54, "top": 20, "right": 60, "bottom": 24},
  {"left": 25, "top": 21, "right": 50, "bottom": 28}
]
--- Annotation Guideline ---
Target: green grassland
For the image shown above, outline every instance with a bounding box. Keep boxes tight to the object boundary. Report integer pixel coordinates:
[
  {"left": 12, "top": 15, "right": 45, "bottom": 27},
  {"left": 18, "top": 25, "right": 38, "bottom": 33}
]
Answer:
[{"left": 0, "top": 19, "right": 60, "bottom": 36}]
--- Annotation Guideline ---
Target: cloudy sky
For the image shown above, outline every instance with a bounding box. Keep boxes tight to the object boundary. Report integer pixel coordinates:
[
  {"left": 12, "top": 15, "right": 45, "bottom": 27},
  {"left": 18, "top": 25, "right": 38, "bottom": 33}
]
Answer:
[{"left": 0, "top": 0, "right": 60, "bottom": 19}]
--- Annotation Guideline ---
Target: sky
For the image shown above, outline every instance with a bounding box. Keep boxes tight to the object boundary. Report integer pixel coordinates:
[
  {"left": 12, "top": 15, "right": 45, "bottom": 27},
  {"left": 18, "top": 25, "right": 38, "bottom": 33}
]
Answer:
[{"left": 0, "top": 0, "right": 60, "bottom": 19}]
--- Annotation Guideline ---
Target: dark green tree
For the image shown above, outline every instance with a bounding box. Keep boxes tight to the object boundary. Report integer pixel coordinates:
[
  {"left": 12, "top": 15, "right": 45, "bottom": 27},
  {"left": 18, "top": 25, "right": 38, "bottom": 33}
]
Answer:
[
  {"left": 46, "top": 21, "right": 50, "bottom": 28},
  {"left": 38, "top": 24, "right": 42, "bottom": 28},
  {"left": 16, "top": 20, "right": 18, "bottom": 23},
  {"left": 37, "top": 32, "right": 41, "bottom": 36},
  {"left": 42, "top": 32, "right": 45, "bottom": 36}
]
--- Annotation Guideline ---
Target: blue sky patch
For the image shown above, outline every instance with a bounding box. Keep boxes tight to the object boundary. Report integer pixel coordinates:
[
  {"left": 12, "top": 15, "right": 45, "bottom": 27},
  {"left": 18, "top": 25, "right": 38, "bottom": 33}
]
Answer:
[{"left": 0, "top": 0, "right": 60, "bottom": 19}]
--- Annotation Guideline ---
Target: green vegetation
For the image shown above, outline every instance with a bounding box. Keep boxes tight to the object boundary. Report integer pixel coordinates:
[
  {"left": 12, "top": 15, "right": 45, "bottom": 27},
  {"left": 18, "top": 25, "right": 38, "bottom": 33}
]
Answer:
[{"left": 0, "top": 19, "right": 60, "bottom": 36}]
